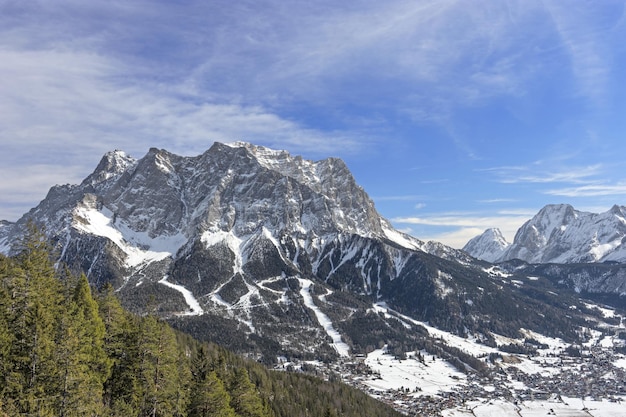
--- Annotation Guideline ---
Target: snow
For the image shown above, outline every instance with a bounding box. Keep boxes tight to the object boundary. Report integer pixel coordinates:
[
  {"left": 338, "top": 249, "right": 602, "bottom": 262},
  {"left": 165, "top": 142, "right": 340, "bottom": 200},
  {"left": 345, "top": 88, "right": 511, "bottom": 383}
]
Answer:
[
  {"left": 201, "top": 230, "right": 245, "bottom": 274},
  {"left": 382, "top": 223, "right": 423, "bottom": 251},
  {"left": 441, "top": 398, "right": 626, "bottom": 417},
  {"left": 590, "top": 239, "right": 622, "bottom": 261},
  {"left": 584, "top": 302, "right": 616, "bottom": 318},
  {"left": 0, "top": 236, "right": 9, "bottom": 255},
  {"left": 614, "top": 358, "right": 626, "bottom": 370},
  {"left": 363, "top": 347, "right": 467, "bottom": 395},
  {"left": 73, "top": 206, "right": 186, "bottom": 267},
  {"left": 158, "top": 276, "right": 204, "bottom": 315},
  {"left": 154, "top": 152, "right": 173, "bottom": 174},
  {"left": 298, "top": 278, "right": 350, "bottom": 357},
  {"left": 373, "top": 302, "right": 497, "bottom": 357},
  {"left": 483, "top": 265, "right": 512, "bottom": 278}
]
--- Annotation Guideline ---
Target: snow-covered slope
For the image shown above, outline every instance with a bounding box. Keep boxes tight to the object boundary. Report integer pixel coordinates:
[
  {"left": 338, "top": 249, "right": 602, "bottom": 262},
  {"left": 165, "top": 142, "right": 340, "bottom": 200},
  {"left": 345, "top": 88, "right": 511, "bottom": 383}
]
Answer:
[
  {"left": 465, "top": 204, "right": 626, "bottom": 264},
  {"left": 462, "top": 228, "right": 510, "bottom": 262}
]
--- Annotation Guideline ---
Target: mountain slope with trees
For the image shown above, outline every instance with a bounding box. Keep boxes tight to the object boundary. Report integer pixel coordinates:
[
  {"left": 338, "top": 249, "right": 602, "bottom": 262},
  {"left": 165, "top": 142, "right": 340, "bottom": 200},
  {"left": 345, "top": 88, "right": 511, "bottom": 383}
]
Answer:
[{"left": 0, "top": 226, "right": 403, "bottom": 417}]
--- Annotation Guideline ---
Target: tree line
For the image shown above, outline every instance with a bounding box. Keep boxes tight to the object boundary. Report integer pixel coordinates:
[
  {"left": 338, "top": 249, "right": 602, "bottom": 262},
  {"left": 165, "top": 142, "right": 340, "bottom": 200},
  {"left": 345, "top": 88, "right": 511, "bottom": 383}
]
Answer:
[{"left": 0, "top": 226, "right": 403, "bottom": 417}]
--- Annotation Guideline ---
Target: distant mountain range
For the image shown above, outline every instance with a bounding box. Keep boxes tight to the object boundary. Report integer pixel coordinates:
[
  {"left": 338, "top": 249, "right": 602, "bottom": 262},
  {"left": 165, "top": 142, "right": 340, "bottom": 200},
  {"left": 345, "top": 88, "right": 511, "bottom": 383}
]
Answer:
[
  {"left": 464, "top": 204, "right": 626, "bottom": 264},
  {"left": 1, "top": 142, "right": 624, "bottom": 367}
]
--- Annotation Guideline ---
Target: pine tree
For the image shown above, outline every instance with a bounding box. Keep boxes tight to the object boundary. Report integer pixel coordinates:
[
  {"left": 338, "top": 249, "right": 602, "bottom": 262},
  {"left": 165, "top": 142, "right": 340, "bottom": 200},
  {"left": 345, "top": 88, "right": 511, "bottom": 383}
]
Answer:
[
  {"left": 188, "top": 345, "right": 235, "bottom": 417},
  {"left": 7, "top": 224, "right": 63, "bottom": 414},
  {"left": 0, "top": 255, "right": 14, "bottom": 408},
  {"left": 189, "top": 370, "right": 235, "bottom": 417},
  {"left": 98, "top": 284, "right": 141, "bottom": 414},
  {"left": 56, "top": 274, "right": 112, "bottom": 416},
  {"left": 229, "top": 368, "right": 271, "bottom": 417},
  {"left": 137, "top": 315, "right": 185, "bottom": 417}
]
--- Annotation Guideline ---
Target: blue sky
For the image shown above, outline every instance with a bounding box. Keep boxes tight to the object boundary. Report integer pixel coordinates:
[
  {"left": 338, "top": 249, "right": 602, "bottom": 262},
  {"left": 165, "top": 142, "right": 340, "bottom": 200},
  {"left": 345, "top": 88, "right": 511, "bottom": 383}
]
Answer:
[{"left": 2, "top": 0, "right": 626, "bottom": 248}]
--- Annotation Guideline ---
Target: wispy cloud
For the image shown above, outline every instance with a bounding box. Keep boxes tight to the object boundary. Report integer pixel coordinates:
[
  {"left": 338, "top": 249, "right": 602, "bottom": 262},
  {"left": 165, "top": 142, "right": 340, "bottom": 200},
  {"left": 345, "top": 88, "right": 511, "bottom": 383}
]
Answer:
[
  {"left": 542, "top": 1, "right": 618, "bottom": 108},
  {"left": 374, "top": 195, "right": 425, "bottom": 202},
  {"left": 418, "top": 227, "right": 488, "bottom": 250},
  {"left": 486, "top": 163, "right": 604, "bottom": 185},
  {"left": 0, "top": 43, "right": 371, "bottom": 220},
  {"left": 546, "top": 183, "right": 626, "bottom": 197},
  {"left": 392, "top": 209, "right": 532, "bottom": 247},
  {"left": 478, "top": 198, "right": 518, "bottom": 203}
]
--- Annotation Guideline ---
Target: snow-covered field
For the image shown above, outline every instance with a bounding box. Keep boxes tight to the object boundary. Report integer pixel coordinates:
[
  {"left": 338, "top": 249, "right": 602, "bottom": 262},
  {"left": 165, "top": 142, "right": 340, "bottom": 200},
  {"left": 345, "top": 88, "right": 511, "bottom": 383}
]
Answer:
[
  {"left": 348, "top": 302, "right": 626, "bottom": 417},
  {"left": 363, "top": 347, "right": 466, "bottom": 396},
  {"left": 442, "top": 397, "right": 626, "bottom": 417}
]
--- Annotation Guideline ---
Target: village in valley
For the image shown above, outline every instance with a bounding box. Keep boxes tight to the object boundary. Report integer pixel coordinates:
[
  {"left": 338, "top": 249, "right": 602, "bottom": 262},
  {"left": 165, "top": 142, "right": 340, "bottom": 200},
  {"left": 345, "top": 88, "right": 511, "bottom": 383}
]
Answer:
[{"left": 275, "top": 303, "right": 626, "bottom": 417}]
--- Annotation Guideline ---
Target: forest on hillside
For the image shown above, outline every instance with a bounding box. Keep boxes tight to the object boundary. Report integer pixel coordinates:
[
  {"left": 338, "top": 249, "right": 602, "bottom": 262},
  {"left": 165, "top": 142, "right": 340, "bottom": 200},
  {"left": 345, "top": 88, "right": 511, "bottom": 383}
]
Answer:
[{"left": 0, "top": 227, "right": 404, "bottom": 417}]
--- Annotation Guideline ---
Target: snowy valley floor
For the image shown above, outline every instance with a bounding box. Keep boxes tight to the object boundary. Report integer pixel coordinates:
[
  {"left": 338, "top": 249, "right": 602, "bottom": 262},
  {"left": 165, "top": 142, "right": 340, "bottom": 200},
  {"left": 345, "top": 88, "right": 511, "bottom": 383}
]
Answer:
[{"left": 277, "top": 300, "right": 626, "bottom": 417}]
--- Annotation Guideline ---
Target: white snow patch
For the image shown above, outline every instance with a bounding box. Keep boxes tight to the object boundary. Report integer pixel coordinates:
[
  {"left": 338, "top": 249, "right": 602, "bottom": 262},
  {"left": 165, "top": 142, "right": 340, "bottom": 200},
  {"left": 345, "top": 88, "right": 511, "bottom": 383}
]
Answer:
[
  {"left": 73, "top": 206, "right": 186, "bottom": 267},
  {"left": 383, "top": 223, "right": 423, "bottom": 251},
  {"left": 374, "top": 302, "right": 496, "bottom": 357},
  {"left": 590, "top": 238, "right": 623, "bottom": 261},
  {"left": 584, "top": 302, "right": 616, "bottom": 318},
  {"left": 614, "top": 357, "right": 626, "bottom": 370},
  {"left": 363, "top": 347, "right": 466, "bottom": 395},
  {"left": 442, "top": 397, "right": 626, "bottom": 417},
  {"left": 298, "top": 278, "right": 350, "bottom": 357},
  {"left": 159, "top": 276, "right": 204, "bottom": 316},
  {"left": 201, "top": 230, "right": 245, "bottom": 274},
  {"left": 0, "top": 236, "right": 9, "bottom": 255},
  {"left": 483, "top": 265, "right": 512, "bottom": 278}
]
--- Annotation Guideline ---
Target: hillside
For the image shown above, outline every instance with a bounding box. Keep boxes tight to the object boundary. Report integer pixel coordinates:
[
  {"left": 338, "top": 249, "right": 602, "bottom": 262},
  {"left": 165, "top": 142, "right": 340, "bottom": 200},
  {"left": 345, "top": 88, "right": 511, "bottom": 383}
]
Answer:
[{"left": 0, "top": 227, "right": 403, "bottom": 417}]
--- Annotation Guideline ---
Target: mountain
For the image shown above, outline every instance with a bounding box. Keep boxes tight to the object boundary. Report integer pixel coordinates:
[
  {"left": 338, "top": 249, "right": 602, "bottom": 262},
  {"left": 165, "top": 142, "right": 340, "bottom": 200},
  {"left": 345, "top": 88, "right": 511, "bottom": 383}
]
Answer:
[
  {"left": 0, "top": 143, "right": 616, "bottom": 364},
  {"left": 462, "top": 228, "right": 510, "bottom": 262},
  {"left": 464, "top": 204, "right": 626, "bottom": 264}
]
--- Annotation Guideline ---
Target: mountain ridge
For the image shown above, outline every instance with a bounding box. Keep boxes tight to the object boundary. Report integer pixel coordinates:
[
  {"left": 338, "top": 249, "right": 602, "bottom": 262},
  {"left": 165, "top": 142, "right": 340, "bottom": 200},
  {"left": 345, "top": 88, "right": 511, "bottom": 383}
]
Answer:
[
  {"left": 464, "top": 203, "right": 626, "bottom": 264},
  {"left": 0, "top": 142, "right": 620, "bottom": 364}
]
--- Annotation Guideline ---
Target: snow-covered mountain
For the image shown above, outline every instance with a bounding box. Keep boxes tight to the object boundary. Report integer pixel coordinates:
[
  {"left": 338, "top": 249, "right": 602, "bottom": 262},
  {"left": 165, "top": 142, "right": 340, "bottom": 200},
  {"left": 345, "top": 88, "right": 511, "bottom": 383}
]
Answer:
[
  {"left": 0, "top": 143, "right": 618, "bottom": 363},
  {"left": 462, "top": 228, "right": 510, "bottom": 263},
  {"left": 464, "top": 204, "right": 626, "bottom": 264}
]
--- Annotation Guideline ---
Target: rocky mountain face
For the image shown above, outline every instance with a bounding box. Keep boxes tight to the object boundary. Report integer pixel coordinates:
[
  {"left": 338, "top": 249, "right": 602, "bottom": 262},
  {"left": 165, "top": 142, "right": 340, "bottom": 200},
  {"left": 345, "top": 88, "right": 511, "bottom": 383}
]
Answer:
[
  {"left": 465, "top": 204, "right": 626, "bottom": 264},
  {"left": 0, "top": 143, "right": 617, "bottom": 362}
]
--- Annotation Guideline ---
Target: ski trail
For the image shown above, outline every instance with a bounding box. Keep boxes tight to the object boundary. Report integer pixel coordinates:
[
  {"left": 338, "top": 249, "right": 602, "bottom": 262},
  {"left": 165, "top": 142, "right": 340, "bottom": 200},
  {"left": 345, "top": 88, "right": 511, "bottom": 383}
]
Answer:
[
  {"left": 159, "top": 276, "right": 204, "bottom": 315},
  {"left": 298, "top": 278, "right": 350, "bottom": 357}
]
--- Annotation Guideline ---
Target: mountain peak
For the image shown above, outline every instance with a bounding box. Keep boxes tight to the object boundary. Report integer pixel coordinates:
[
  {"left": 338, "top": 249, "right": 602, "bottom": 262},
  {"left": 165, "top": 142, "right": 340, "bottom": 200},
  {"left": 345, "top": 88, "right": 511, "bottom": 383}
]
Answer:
[
  {"left": 462, "top": 228, "right": 510, "bottom": 262},
  {"left": 82, "top": 149, "right": 137, "bottom": 188},
  {"left": 465, "top": 204, "right": 626, "bottom": 263}
]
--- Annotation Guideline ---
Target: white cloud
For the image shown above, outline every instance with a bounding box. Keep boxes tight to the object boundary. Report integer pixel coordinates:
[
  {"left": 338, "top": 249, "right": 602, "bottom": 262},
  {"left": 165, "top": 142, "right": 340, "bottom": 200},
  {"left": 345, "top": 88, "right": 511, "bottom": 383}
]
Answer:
[
  {"left": 392, "top": 210, "right": 532, "bottom": 248},
  {"left": 545, "top": 183, "right": 626, "bottom": 198},
  {"left": 419, "top": 227, "right": 487, "bottom": 249},
  {"left": 487, "top": 163, "right": 604, "bottom": 185},
  {"left": 0, "top": 44, "right": 371, "bottom": 220},
  {"left": 542, "top": 1, "right": 617, "bottom": 107}
]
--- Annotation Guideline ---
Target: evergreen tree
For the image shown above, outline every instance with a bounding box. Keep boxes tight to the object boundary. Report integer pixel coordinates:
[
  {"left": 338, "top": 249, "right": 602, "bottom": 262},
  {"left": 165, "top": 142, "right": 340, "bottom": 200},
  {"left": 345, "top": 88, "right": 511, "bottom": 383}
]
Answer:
[
  {"left": 98, "top": 284, "right": 141, "bottom": 414},
  {"left": 188, "top": 345, "right": 235, "bottom": 417},
  {"left": 137, "top": 315, "right": 185, "bottom": 417},
  {"left": 7, "top": 224, "right": 63, "bottom": 414},
  {"left": 56, "top": 274, "right": 112, "bottom": 416},
  {"left": 0, "top": 255, "right": 15, "bottom": 411},
  {"left": 189, "top": 370, "right": 235, "bottom": 417},
  {"left": 229, "top": 368, "right": 271, "bottom": 417}
]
